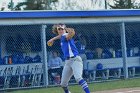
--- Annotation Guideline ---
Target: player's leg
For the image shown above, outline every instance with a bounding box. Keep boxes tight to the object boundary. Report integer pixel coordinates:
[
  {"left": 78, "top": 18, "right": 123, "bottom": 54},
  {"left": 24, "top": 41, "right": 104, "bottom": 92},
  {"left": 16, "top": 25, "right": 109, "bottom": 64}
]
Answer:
[
  {"left": 72, "top": 56, "right": 90, "bottom": 93},
  {"left": 60, "top": 60, "right": 73, "bottom": 93}
]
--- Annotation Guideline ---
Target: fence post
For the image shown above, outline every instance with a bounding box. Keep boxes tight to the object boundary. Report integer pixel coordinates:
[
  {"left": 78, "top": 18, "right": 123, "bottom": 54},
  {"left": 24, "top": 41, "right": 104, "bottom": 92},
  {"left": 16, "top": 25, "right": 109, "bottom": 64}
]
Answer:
[
  {"left": 41, "top": 24, "right": 48, "bottom": 87},
  {"left": 120, "top": 22, "right": 128, "bottom": 79}
]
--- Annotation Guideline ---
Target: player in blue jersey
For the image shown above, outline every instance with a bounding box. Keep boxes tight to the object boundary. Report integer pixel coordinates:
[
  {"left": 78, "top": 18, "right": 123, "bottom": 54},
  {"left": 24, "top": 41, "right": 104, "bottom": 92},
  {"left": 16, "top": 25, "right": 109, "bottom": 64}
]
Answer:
[{"left": 47, "top": 24, "right": 90, "bottom": 93}]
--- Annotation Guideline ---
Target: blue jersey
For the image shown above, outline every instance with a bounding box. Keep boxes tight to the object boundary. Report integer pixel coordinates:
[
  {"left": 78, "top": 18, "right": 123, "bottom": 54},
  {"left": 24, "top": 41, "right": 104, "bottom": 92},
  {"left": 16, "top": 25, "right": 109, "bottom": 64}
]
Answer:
[{"left": 60, "top": 33, "right": 79, "bottom": 59}]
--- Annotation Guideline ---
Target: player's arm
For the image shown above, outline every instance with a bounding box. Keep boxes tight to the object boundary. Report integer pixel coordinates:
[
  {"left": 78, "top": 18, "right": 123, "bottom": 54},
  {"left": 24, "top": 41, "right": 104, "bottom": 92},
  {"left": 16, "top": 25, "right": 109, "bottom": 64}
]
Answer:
[
  {"left": 47, "top": 35, "right": 61, "bottom": 46},
  {"left": 65, "top": 28, "right": 75, "bottom": 40},
  {"left": 51, "top": 35, "right": 61, "bottom": 41}
]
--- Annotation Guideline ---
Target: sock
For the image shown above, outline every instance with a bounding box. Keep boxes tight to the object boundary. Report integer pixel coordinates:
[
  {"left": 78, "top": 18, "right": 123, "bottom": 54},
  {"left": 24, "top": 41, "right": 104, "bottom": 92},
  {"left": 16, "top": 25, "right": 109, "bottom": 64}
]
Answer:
[
  {"left": 62, "top": 87, "right": 69, "bottom": 93},
  {"left": 79, "top": 79, "right": 90, "bottom": 93}
]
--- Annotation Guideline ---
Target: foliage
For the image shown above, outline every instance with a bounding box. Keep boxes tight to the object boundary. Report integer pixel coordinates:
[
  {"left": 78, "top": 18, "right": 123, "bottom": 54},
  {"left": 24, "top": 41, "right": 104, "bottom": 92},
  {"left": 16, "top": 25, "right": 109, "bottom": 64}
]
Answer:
[
  {"left": 133, "top": 2, "right": 140, "bottom": 8},
  {"left": 10, "top": 0, "right": 58, "bottom": 10},
  {"left": 109, "top": 0, "right": 134, "bottom": 9},
  {"left": 50, "top": 0, "right": 99, "bottom": 10},
  {"left": 109, "top": 0, "right": 140, "bottom": 9},
  {"left": 15, "top": 0, "right": 44, "bottom": 10},
  {"left": 2, "top": 0, "right": 140, "bottom": 11},
  {"left": 8, "top": 0, "right": 14, "bottom": 10}
]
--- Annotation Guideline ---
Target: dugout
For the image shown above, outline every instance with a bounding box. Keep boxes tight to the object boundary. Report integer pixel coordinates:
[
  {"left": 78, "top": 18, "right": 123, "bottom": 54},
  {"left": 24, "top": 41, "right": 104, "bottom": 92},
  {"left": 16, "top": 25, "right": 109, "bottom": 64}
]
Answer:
[{"left": 0, "top": 10, "right": 140, "bottom": 89}]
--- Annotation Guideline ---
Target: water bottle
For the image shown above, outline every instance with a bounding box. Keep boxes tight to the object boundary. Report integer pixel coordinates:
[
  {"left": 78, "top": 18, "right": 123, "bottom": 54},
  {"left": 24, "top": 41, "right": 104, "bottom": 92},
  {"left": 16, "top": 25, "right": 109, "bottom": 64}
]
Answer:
[
  {"left": 8, "top": 57, "right": 12, "bottom": 64},
  {"left": 5, "top": 56, "right": 9, "bottom": 64},
  {"left": 130, "top": 49, "right": 133, "bottom": 57},
  {"left": 113, "top": 50, "right": 116, "bottom": 58}
]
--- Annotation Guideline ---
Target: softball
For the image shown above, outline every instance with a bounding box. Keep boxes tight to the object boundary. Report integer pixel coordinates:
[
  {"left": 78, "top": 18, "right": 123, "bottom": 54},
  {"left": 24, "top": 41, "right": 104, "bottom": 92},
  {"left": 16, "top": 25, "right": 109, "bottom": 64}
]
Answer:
[{"left": 47, "top": 42, "right": 53, "bottom": 46}]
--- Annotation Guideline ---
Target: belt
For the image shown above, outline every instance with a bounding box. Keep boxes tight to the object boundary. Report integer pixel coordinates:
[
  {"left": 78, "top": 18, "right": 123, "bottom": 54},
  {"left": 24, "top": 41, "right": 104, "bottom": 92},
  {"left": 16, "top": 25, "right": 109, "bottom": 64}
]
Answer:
[{"left": 66, "top": 56, "right": 76, "bottom": 60}]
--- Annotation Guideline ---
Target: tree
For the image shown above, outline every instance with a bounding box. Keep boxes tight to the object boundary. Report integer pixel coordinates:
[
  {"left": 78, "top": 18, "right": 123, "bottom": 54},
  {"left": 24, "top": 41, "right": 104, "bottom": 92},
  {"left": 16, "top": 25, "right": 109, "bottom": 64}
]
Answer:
[
  {"left": 109, "top": 0, "right": 136, "bottom": 9},
  {"left": 1, "top": 0, "right": 114, "bottom": 11},
  {"left": 8, "top": 0, "right": 14, "bottom": 10},
  {"left": 14, "top": 0, "right": 104, "bottom": 10},
  {"left": 133, "top": 2, "right": 140, "bottom": 9},
  {"left": 50, "top": 0, "right": 104, "bottom": 10},
  {"left": 14, "top": 0, "right": 58, "bottom": 10},
  {"left": 15, "top": 0, "right": 46, "bottom": 10},
  {"left": 0, "top": 0, "right": 10, "bottom": 11}
]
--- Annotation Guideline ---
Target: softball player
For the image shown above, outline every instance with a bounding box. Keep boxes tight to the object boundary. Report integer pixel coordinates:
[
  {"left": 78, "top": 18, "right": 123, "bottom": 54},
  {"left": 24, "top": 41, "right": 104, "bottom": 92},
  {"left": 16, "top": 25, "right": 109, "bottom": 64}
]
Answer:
[{"left": 47, "top": 24, "right": 90, "bottom": 93}]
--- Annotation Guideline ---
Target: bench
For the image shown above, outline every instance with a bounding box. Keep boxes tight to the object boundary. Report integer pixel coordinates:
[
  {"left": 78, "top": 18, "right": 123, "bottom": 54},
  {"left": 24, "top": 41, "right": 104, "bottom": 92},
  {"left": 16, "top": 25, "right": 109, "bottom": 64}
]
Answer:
[
  {"left": 84, "top": 57, "right": 140, "bottom": 81},
  {"left": 128, "top": 66, "right": 140, "bottom": 77},
  {"left": 84, "top": 67, "right": 123, "bottom": 81}
]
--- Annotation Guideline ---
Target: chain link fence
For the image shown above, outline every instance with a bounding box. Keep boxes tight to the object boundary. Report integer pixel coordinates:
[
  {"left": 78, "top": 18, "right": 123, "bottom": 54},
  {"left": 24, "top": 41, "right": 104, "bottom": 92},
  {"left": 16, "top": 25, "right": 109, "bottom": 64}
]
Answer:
[
  {"left": 0, "top": 25, "right": 44, "bottom": 90},
  {"left": 0, "top": 22, "right": 140, "bottom": 90}
]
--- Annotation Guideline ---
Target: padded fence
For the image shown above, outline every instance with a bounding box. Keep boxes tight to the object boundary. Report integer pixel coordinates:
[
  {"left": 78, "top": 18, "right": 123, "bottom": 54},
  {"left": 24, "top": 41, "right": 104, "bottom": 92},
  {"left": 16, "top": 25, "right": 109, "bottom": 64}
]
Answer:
[{"left": 0, "top": 22, "right": 140, "bottom": 90}]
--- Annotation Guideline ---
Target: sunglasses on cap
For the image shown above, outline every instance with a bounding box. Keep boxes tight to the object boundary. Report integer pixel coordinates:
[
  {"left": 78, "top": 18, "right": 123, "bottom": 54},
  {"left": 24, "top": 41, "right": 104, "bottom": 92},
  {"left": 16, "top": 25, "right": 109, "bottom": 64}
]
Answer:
[
  {"left": 57, "top": 25, "right": 65, "bottom": 30},
  {"left": 57, "top": 28, "right": 64, "bottom": 30}
]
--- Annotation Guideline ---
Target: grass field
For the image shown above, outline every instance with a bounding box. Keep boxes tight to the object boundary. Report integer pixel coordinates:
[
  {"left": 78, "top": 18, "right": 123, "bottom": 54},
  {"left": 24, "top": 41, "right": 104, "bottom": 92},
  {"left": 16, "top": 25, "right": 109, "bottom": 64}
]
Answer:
[{"left": 9, "top": 78, "right": 140, "bottom": 93}]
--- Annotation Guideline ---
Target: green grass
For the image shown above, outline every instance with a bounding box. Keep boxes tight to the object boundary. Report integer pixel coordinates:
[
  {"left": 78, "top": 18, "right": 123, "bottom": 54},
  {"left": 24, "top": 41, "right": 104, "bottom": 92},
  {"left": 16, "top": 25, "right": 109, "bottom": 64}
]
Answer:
[{"left": 9, "top": 78, "right": 140, "bottom": 93}]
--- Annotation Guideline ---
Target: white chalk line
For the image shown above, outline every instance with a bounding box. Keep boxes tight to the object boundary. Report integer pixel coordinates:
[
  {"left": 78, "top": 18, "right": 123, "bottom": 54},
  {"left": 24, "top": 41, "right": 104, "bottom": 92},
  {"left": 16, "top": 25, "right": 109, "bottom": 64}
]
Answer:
[{"left": 116, "top": 90, "right": 140, "bottom": 93}]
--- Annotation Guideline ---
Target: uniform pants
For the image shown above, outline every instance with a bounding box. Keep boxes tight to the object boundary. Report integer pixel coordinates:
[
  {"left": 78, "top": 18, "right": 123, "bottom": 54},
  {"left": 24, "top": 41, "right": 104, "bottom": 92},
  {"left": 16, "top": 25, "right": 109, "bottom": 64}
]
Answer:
[{"left": 60, "top": 56, "right": 83, "bottom": 87}]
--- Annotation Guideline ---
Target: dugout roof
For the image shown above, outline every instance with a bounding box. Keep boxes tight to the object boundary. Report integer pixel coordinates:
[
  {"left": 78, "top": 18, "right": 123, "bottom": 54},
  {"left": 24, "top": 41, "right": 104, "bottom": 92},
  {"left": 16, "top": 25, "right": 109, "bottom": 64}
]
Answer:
[
  {"left": 0, "top": 10, "right": 140, "bottom": 18},
  {"left": 0, "top": 10, "right": 140, "bottom": 25}
]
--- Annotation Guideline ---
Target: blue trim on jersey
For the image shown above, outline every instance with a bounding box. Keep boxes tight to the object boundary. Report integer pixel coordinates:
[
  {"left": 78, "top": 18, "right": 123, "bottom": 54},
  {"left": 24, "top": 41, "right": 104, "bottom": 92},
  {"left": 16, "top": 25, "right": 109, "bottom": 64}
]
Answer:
[
  {"left": 61, "top": 34, "right": 79, "bottom": 59},
  {"left": 0, "top": 10, "right": 140, "bottom": 19}
]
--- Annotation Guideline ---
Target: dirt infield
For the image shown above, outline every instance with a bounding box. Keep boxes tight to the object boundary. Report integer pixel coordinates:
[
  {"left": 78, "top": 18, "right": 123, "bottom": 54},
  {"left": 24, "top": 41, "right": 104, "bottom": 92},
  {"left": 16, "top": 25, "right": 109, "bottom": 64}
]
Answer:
[{"left": 93, "top": 87, "right": 140, "bottom": 93}]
